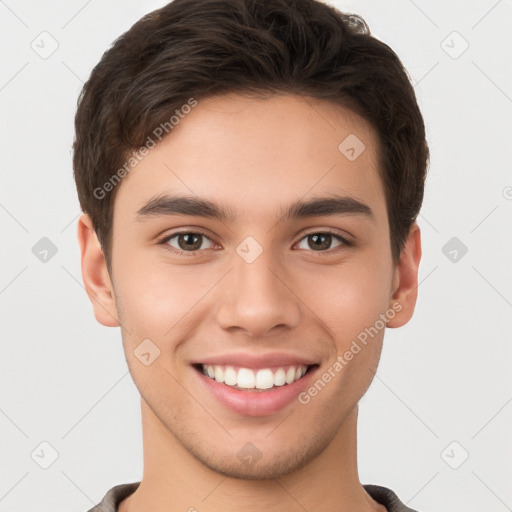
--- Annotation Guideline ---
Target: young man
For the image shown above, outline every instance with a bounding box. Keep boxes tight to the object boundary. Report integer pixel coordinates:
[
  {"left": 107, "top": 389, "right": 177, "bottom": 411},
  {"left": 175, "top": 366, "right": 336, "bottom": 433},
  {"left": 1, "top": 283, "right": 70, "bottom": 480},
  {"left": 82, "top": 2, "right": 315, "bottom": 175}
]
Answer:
[{"left": 74, "top": 0, "right": 428, "bottom": 510}]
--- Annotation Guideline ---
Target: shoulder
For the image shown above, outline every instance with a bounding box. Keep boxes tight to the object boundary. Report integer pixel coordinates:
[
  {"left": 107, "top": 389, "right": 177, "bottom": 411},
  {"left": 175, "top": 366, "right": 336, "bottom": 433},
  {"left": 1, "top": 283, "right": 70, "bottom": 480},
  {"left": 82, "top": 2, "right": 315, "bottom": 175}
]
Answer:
[
  {"left": 86, "top": 482, "right": 141, "bottom": 512},
  {"left": 363, "top": 484, "right": 420, "bottom": 512},
  {"left": 87, "top": 481, "right": 418, "bottom": 512}
]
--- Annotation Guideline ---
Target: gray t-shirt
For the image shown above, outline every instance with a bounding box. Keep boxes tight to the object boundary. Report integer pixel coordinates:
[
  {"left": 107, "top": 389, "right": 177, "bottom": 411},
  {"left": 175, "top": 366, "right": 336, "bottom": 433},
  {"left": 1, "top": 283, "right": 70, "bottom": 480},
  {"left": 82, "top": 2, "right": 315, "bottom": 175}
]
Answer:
[{"left": 87, "top": 482, "right": 419, "bottom": 511}]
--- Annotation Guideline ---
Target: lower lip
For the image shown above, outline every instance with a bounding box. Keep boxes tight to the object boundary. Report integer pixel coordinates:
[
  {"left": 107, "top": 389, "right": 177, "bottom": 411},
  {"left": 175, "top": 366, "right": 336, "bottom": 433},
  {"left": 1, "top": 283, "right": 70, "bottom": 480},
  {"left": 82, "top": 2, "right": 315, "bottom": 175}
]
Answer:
[{"left": 194, "top": 365, "right": 319, "bottom": 417}]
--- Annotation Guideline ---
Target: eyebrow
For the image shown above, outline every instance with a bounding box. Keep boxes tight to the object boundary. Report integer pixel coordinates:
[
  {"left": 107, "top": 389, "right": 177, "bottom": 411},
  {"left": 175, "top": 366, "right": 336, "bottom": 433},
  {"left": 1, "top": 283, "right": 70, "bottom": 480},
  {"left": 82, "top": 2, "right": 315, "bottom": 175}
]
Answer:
[{"left": 135, "top": 193, "right": 374, "bottom": 224}]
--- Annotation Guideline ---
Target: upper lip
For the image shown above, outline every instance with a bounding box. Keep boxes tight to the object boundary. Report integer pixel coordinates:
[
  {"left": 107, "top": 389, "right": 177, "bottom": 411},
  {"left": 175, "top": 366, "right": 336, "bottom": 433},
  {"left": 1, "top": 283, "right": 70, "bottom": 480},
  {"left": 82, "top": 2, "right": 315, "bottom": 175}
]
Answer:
[{"left": 192, "top": 352, "right": 318, "bottom": 369}]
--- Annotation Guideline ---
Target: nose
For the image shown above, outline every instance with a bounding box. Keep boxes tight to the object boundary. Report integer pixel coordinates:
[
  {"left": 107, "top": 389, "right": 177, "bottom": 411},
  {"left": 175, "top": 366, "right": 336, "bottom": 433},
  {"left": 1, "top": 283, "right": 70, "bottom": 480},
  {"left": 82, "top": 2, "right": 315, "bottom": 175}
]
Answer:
[{"left": 216, "top": 244, "right": 301, "bottom": 338}]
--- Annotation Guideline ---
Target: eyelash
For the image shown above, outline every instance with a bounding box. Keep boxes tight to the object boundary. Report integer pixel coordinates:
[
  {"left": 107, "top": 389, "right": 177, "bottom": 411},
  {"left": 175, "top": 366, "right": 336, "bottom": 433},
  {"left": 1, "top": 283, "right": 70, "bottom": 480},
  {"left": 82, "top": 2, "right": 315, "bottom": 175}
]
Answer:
[{"left": 158, "top": 229, "right": 352, "bottom": 257}]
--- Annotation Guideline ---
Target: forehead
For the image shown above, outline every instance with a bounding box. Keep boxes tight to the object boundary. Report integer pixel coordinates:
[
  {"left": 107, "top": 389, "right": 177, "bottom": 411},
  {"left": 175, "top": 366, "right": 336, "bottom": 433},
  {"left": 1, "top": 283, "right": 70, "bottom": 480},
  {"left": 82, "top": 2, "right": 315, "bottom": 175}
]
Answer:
[{"left": 113, "top": 93, "right": 386, "bottom": 227}]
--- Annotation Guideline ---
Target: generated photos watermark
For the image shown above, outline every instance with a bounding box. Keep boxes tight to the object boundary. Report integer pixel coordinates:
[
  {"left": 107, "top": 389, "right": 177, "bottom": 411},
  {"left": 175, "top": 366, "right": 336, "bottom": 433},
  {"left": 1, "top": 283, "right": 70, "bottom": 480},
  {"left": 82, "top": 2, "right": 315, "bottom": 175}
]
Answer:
[
  {"left": 93, "top": 97, "right": 198, "bottom": 200},
  {"left": 298, "top": 302, "right": 402, "bottom": 405}
]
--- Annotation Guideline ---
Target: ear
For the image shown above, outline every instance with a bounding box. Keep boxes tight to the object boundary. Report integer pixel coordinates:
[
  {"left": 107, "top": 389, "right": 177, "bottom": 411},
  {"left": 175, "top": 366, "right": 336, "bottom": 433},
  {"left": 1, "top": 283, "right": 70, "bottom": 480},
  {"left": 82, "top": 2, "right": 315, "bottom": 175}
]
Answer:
[
  {"left": 76, "top": 213, "right": 120, "bottom": 327},
  {"left": 387, "top": 222, "right": 422, "bottom": 328}
]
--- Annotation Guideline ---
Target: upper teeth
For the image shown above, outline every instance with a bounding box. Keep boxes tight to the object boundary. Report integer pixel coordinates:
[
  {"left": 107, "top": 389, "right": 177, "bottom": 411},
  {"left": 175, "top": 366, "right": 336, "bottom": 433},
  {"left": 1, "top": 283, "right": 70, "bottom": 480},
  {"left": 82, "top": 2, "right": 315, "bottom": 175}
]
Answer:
[{"left": 201, "top": 364, "right": 308, "bottom": 389}]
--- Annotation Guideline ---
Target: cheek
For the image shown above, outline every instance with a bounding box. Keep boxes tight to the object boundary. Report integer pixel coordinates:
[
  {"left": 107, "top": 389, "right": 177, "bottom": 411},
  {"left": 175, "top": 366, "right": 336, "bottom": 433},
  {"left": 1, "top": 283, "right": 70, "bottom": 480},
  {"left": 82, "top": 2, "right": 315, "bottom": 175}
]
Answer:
[
  {"left": 113, "top": 266, "right": 186, "bottom": 397},
  {"left": 304, "top": 257, "right": 392, "bottom": 340},
  {"left": 114, "top": 257, "right": 194, "bottom": 334},
  {"left": 300, "top": 263, "right": 391, "bottom": 410}
]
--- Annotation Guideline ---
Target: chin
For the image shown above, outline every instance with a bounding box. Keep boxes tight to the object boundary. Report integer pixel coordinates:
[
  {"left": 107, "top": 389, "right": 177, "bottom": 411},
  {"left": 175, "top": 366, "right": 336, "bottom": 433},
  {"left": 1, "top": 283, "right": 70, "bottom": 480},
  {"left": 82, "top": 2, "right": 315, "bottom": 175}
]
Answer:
[{"left": 186, "top": 433, "right": 332, "bottom": 481}]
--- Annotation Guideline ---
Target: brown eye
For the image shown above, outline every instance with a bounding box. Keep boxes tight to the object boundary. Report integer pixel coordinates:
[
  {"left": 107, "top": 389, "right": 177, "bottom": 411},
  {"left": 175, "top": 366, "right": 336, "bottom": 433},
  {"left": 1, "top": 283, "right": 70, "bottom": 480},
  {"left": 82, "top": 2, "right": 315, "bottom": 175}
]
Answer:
[
  {"left": 296, "top": 232, "right": 347, "bottom": 252},
  {"left": 162, "top": 232, "right": 215, "bottom": 254}
]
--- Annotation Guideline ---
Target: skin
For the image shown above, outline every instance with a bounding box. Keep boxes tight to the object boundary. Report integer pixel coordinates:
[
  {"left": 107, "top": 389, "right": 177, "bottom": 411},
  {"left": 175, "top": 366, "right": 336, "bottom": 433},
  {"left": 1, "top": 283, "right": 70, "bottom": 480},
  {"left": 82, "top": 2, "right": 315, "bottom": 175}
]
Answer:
[{"left": 78, "top": 93, "right": 421, "bottom": 512}]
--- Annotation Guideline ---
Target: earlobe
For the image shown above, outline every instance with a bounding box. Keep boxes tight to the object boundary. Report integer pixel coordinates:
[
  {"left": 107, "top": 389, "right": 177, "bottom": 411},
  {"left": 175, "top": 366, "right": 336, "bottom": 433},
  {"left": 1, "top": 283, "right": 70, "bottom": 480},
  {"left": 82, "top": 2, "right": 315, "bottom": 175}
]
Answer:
[
  {"left": 387, "top": 223, "right": 422, "bottom": 329},
  {"left": 77, "top": 213, "right": 120, "bottom": 327}
]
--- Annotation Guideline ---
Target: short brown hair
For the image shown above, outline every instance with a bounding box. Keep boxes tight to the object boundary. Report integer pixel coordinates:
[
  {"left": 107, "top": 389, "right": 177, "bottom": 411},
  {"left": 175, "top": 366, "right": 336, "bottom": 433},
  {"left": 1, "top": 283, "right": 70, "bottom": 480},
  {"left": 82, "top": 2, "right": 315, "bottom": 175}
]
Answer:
[{"left": 73, "top": 0, "right": 429, "bottom": 272}]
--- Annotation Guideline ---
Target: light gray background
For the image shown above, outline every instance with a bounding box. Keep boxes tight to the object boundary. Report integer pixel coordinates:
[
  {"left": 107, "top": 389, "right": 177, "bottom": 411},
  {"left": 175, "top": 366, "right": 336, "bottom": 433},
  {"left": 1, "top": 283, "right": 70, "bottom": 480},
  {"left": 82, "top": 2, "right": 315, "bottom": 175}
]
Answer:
[{"left": 1, "top": 1, "right": 511, "bottom": 511}]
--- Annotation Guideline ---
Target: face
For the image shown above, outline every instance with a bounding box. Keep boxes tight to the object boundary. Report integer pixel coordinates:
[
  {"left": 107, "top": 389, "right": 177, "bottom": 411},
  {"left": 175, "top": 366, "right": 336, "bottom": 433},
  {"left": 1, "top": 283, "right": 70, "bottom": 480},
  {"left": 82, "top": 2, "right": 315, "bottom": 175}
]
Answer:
[{"left": 79, "top": 93, "right": 420, "bottom": 480}]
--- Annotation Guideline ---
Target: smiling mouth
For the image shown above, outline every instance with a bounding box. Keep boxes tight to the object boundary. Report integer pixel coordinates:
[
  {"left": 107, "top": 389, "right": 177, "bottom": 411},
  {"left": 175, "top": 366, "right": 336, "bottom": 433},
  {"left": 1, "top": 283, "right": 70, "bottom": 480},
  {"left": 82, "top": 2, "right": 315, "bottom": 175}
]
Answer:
[{"left": 192, "top": 363, "right": 318, "bottom": 391}]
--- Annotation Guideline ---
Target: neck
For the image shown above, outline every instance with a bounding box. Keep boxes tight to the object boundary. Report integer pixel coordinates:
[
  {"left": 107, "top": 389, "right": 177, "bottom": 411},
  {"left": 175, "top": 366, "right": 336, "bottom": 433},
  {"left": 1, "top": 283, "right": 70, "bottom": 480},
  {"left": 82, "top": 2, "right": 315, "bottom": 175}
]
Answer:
[{"left": 119, "top": 400, "right": 383, "bottom": 512}]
